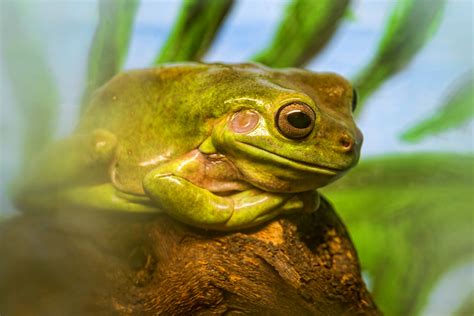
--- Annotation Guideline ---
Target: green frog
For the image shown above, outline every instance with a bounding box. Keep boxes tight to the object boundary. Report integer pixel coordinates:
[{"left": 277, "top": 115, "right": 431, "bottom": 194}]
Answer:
[{"left": 14, "top": 63, "right": 362, "bottom": 231}]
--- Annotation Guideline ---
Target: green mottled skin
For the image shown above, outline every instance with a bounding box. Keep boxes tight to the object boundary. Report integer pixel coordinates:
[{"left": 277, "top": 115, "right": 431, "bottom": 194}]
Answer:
[{"left": 15, "top": 63, "right": 362, "bottom": 231}]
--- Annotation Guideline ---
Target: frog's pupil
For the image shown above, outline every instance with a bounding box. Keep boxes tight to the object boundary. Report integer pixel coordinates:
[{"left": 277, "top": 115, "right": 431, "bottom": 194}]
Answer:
[{"left": 287, "top": 111, "right": 311, "bottom": 129}]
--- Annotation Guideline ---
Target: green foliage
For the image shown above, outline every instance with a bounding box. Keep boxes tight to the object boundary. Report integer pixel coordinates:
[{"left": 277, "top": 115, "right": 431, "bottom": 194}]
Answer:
[
  {"left": 322, "top": 153, "right": 474, "bottom": 315},
  {"left": 81, "top": 0, "right": 140, "bottom": 109},
  {"left": 354, "top": 0, "right": 446, "bottom": 113},
  {"left": 402, "top": 71, "right": 474, "bottom": 142},
  {"left": 155, "top": 0, "right": 234, "bottom": 64},
  {"left": 455, "top": 291, "right": 474, "bottom": 316},
  {"left": 0, "top": 2, "right": 59, "bottom": 166},
  {"left": 253, "top": 0, "right": 350, "bottom": 67}
]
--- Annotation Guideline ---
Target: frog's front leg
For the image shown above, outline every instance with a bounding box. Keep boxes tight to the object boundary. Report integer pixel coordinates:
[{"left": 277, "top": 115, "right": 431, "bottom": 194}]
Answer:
[
  {"left": 143, "top": 172, "right": 292, "bottom": 230},
  {"left": 142, "top": 151, "right": 301, "bottom": 230}
]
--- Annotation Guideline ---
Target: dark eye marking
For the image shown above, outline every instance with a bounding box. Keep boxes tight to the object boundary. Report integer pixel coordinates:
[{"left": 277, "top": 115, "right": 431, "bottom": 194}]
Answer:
[{"left": 352, "top": 88, "right": 358, "bottom": 112}]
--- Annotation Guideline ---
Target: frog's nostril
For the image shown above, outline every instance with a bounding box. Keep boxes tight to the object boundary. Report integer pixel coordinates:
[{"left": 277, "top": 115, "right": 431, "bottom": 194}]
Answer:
[{"left": 339, "top": 133, "right": 354, "bottom": 152}]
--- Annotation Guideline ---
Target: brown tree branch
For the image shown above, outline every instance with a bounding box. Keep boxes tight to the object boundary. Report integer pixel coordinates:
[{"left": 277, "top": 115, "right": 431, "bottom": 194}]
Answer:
[{"left": 0, "top": 198, "right": 379, "bottom": 315}]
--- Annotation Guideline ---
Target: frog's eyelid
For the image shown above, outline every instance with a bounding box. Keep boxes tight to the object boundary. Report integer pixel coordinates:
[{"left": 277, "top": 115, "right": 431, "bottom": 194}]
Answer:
[{"left": 351, "top": 88, "right": 358, "bottom": 112}]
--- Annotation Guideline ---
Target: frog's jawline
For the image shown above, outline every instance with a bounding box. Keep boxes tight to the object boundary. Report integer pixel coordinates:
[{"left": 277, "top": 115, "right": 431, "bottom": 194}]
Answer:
[{"left": 235, "top": 142, "right": 342, "bottom": 176}]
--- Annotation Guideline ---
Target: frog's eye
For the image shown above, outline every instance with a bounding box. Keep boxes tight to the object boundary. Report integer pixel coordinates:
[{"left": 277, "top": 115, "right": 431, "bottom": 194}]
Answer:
[
  {"left": 352, "top": 88, "right": 358, "bottom": 112},
  {"left": 276, "top": 103, "right": 315, "bottom": 139}
]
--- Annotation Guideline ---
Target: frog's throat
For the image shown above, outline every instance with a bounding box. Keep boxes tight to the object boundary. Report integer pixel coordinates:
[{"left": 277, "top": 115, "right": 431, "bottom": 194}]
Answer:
[{"left": 235, "top": 141, "right": 342, "bottom": 176}]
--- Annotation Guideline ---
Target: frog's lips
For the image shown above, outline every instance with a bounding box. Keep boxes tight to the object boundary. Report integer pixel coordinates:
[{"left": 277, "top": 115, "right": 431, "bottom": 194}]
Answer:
[{"left": 235, "top": 142, "right": 344, "bottom": 176}]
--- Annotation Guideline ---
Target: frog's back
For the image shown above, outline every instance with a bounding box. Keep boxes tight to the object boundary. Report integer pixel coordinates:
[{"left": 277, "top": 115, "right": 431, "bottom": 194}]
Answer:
[{"left": 79, "top": 63, "right": 277, "bottom": 138}]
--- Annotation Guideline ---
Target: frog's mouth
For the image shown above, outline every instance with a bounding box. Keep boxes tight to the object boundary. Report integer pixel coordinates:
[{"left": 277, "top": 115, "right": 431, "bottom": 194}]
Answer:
[{"left": 235, "top": 141, "right": 344, "bottom": 176}]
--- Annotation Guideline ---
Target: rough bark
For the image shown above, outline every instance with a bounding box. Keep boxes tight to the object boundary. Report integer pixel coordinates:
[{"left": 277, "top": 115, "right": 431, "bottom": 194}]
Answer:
[{"left": 0, "top": 198, "right": 380, "bottom": 315}]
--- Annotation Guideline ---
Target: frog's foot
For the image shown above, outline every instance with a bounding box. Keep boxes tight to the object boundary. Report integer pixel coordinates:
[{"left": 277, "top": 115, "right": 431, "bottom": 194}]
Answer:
[
  {"left": 143, "top": 171, "right": 319, "bottom": 230},
  {"left": 13, "top": 129, "right": 119, "bottom": 212}
]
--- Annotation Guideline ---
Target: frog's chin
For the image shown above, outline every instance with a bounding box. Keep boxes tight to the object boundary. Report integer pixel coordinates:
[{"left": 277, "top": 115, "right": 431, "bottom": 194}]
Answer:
[{"left": 245, "top": 176, "right": 339, "bottom": 194}]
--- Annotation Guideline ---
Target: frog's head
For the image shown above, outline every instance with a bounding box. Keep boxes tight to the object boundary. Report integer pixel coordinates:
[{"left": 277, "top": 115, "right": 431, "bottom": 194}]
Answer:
[{"left": 205, "top": 64, "right": 362, "bottom": 193}]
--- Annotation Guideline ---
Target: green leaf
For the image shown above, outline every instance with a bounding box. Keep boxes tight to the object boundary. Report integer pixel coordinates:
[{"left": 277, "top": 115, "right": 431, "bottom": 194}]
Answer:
[
  {"left": 81, "top": 0, "right": 140, "bottom": 109},
  {"left": 155, "top": 0, "right": 234, "bottom": 64},
  {"left": 401, "top": 71, "right": 474, "bottom": 142},
  {"left": 322, "top": 153, "right": 474, "bottom": 315},
  {"left": 252, "top": 0, "right": 350, "bottom": 68},
  {"left": 354, "top": 0, "right": 446, "bottom": 114},
  {"left": 454, "top": 291, "right": 474, "bottom": 316},
  {"left": 0, "top": 2, "right": 59, "bottom": 166},
  {"left": 344, "top": 8, "right": 357, "bottom": 22}
]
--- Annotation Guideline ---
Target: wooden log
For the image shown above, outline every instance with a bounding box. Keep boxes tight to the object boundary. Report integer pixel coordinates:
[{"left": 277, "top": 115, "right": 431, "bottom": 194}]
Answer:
[{"left": 0, "top": 198, "right": 380, "bottom": 315}]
